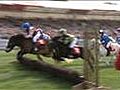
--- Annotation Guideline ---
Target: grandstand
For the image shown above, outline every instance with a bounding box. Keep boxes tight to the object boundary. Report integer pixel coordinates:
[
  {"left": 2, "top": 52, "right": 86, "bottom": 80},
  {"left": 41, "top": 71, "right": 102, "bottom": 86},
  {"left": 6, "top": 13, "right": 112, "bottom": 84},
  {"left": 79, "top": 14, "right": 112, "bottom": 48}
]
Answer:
[
  {"left": 0, "top": 2, "right": 120, "bottom": 20},
  {"left": 0, "top": 2, "right": 120, "bottom": 39}
]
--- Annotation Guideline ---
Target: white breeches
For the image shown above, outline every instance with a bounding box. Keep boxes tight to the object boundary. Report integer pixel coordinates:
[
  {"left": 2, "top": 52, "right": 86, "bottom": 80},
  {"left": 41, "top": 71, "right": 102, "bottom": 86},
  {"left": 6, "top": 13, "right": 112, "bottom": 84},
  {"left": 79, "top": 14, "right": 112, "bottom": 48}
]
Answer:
[
  {"left": 33, "top": 32, "right": 41, "bottom": 43},
  {"left": 69, "top": 38, "right": 78, "bottom": 48},
  {"left": 33, "top": 32, "right": 51, "bottom": 43}
]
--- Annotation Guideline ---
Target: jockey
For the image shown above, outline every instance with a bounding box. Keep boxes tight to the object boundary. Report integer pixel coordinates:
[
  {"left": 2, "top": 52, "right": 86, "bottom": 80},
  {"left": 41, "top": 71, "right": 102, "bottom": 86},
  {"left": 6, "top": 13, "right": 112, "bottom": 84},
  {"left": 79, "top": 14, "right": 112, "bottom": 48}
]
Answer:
[
  {"left": 21, "top": 22, "right": 35, "bottom": 38},
  {"left": 99, "top": 29, "right": 115, "bottom": 50},
  {"left": 58, "top": 28, "right": 74, "bottom": 43},
  {"left": 32, "top": 27, "right": 51, "bottom": 43},
  {"left": 58, "top": 28, "right": 80, "bottom": 49},
  {"left": 21, "top": 22, "right": 51, "bottom": 42},
  {"left": 69, "top": 35, "right": 81, "bottom": 48},
  {"left": 115, "top": 28, "right": 120, "bottom": 44},
  {"left": 32, "top": 27, "right": 51, "bottom": 51},
  {"left": 21, "top": 22, "right": 51, "bottom": 51}
]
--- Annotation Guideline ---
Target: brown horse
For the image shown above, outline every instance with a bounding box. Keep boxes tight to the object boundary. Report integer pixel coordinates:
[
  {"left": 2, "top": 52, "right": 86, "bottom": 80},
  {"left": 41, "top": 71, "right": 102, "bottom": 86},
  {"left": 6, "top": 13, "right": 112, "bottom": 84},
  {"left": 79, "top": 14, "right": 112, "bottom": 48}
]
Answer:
[{"left": 5, "top": 34, "right": 53, "bottom": 60}]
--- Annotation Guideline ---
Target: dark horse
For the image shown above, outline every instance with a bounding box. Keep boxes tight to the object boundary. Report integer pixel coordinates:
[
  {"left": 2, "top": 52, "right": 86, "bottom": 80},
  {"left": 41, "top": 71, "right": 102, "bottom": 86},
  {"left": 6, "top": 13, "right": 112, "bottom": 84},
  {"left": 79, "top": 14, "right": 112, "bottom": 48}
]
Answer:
[
  {"left": 5, "top": 34, "right": 85, "bottom": 63},
  {"left": 5, "top": 34, "right": 95, "bottom": 71},
  {"left": 5, "top": 34, "right": 53, "bottom": 60}
]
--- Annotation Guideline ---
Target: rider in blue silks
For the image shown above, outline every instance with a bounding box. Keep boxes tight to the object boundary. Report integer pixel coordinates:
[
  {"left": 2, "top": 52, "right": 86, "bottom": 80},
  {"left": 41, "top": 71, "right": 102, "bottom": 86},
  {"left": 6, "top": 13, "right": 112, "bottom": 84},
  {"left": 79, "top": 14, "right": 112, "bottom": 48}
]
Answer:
[
  {"left": 21, "top": 22, "right": 51, "bottom": 41},
  {"left": 99, "top": 30, "right": 111, "bottom": 47},
  {"left": 99, "top": 29, "right": 115, "bottom": 55},
  {"left": 21, "top": 22, "right": 51, "bottom": 51},
  {"left": 115, "top": 28, "right": 120, "bottom": 44},
  {"left": 21, "top": 22, "right": 33, "bottom": 36}
]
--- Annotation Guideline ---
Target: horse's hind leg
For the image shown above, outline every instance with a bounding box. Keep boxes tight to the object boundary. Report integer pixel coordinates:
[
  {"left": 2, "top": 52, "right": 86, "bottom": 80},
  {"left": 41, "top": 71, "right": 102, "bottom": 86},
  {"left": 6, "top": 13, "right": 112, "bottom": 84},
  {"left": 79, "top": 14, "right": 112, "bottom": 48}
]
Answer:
[{"left": 106, "top": 48, "right": 111, "bottom": 56}]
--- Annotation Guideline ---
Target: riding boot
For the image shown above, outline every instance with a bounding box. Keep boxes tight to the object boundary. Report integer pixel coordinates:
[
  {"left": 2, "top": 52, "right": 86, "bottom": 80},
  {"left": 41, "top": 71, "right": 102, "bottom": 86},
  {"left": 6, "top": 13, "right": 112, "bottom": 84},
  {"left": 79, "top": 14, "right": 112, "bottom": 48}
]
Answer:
[
  {"left": 32, "top": 42, "right": 39, "bottom": 52},
  {"left": 67, "top": 48, "right": 74, "bottom": 58},
  {"left": 106, "top": 48, "right": 111, "bottom": 56}
]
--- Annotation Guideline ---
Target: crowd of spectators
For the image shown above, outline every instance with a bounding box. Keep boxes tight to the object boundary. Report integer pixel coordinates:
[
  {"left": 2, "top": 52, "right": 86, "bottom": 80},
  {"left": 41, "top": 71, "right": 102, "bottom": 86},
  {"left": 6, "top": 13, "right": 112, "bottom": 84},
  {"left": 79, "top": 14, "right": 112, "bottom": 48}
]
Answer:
[{"left": 0, "top": 18, "right": 120, "bottom": 39}]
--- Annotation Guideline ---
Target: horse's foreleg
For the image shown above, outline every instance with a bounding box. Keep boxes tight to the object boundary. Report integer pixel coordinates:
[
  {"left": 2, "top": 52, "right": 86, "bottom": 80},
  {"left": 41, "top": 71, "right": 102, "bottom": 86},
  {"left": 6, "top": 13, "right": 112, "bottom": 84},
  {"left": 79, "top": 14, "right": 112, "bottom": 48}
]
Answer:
[
  {"left": 37, "top": 54, "right": 43, "bottom": 61},
  {"left": 54, "top": 59, "right": 61, "bottom": 64},
  {"left": 17, "top": 50, "right": 24, "bottom": 60}
]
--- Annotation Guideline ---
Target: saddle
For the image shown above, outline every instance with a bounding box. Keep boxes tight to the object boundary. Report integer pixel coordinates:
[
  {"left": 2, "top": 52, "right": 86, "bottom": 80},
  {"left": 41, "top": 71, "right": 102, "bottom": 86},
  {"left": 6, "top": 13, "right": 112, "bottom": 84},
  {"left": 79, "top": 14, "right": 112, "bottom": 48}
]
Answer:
[
  {"left": 35, "top": 39, "right": 49, "bottom": 50},
  {"left": 71, "top": 47, "right": 81, "bottom": 56},
  {"left": 58, "top": 38, "right": 81, "bottom": 56}
]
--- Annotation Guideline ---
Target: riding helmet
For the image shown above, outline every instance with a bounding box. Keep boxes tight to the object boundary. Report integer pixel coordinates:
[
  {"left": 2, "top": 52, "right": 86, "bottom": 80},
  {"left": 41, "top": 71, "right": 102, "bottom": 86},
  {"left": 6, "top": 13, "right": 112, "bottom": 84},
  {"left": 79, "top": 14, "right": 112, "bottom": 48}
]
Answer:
[
  {"left": 21, "top": 22, "right": 31, "bottom": 31},
  {"left": 99, "top": 29, "right": 104, "bottom": 34},
  {"left": 59, "top": 28, "right": 67, "bottom": 34}
]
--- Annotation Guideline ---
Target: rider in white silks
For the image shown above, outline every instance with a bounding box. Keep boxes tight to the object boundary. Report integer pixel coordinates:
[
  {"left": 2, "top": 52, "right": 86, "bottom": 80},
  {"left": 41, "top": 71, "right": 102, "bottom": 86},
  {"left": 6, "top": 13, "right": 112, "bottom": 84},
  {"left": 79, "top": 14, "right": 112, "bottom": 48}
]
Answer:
[
  {"left": 32, "top": 28, "right": 51, "bottom": 43},
  {"left": 115, "top": 28, "right": 120, "bottom": 44},
  {"left": 69, "top": 36, "right": 81, "bottom": 48}
]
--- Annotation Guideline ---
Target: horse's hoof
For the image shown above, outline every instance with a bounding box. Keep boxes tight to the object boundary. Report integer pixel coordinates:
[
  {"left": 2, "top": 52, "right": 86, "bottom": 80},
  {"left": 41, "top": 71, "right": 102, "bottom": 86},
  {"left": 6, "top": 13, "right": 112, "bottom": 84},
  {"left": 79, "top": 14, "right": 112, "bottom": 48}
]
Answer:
[
  {"left": 16, "top": 56, "right": 22, "bottom": 60},
  {"left": 64, "top": 58, "right": 73, "bottom": 64}
]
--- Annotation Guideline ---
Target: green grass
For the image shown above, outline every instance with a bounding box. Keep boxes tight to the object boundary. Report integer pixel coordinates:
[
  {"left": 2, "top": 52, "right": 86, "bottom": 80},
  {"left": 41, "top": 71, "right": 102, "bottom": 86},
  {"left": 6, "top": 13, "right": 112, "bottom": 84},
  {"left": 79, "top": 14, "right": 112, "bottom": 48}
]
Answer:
[
  {"left": 0, "top": 50, "right": 120, "bottom": 90},
  {"left": 100, "top": 68, "right": 120, "bottom": 90}
]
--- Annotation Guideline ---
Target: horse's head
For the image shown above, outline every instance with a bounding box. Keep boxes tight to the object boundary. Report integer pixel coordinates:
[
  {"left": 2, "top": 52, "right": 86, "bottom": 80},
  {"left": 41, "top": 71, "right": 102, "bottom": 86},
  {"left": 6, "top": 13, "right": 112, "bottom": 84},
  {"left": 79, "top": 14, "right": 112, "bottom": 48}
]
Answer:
[
  {"left": 5, "top": 34, "right": 25, "bottom": 52},
  {"left": 5, "top": 35, "right": 17, "bottom": 52}
]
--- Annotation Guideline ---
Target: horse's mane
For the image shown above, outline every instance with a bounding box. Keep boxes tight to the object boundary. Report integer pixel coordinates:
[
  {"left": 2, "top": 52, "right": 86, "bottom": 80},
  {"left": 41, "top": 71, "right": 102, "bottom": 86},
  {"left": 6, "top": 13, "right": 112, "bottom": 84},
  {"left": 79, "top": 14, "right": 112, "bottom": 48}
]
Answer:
[
  {"left": 52, "top": 36, "right": 61, "bottom": 41},
  {"left": 12, "top": 34, "right": 32, "bottom": 40},
  {"left": 12, "top": 34, "right": 25, "bottom": 38},
  {"left": 51, "top": 36, "right": 71, "bottom": 49}
]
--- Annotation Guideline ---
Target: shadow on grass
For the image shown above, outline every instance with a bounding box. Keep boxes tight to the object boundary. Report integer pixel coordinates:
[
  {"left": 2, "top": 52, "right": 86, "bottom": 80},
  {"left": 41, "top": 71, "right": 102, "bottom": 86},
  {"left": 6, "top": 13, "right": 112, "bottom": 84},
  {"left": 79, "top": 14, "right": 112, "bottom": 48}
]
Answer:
[{"left": 11, "top": 57, "right": 84, "bottom": 88}]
